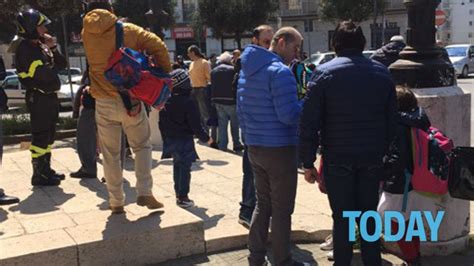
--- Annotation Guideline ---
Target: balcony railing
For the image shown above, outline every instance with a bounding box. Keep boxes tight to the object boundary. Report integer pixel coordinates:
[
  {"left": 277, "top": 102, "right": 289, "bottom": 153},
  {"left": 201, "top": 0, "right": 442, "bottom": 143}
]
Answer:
[{"left": 279, "top": 0, "right": 318, "bottom": 17}]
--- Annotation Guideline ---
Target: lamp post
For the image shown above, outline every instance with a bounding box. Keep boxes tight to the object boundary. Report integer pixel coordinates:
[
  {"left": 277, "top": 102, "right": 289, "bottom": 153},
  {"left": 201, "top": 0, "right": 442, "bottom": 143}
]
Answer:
[
  {"left": 385, "top": 0, "right": 471, "bottom": 257},
  {"left": 389, "top": 0, "right": 455, "bottom": 88}
]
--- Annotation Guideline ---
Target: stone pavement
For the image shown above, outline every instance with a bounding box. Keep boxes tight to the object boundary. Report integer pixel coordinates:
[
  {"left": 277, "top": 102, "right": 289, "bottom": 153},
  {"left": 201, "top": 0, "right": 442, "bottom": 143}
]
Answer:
[
  {"left": 159, "top": 243, "right": 474, "bottom": 266},
  {"left": 0, "top": 140, "right": 473, "bottom": 265}
]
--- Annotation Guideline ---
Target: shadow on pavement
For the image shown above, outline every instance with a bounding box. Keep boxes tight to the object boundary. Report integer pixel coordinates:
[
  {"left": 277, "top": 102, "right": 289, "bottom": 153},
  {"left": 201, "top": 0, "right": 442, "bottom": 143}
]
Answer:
[
  {"left": 8, "top": 187, "right": 74, "bottom": 215},
  {"left": 102, "top": 210, "right": 164, "bottom": 240},
  {"left": 184, "top": 206, "right": 225, "bottom": 230}
]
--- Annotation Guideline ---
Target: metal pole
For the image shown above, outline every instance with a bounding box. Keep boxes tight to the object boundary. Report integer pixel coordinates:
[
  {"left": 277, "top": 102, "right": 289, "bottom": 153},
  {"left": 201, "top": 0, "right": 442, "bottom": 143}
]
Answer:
[
  {"left": 382, "top": 12, "right": 385, "bottom": 45},
  {"left": 61, "top": 14, "right": 74, "bottom": 103},
  {"left": 373, "top": 0, "right": 378, "bottom": 48}
]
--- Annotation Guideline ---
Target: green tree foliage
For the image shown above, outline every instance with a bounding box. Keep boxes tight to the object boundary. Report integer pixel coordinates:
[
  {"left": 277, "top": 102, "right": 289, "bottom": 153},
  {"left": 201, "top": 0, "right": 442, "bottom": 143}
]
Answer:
[
  {"left": 113, "top": 0, "right": 176, "bottom": 37},
  {"left": 320, "top": 0, "right": 386, "bottom": 23},
  {"left": 195, "top": 0, "right": 279, "bottom": 49}
]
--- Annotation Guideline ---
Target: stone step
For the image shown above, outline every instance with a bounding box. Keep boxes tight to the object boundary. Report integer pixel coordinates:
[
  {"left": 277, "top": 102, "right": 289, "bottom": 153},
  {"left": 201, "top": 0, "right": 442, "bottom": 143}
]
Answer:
[{"left": 0, "top": 148, "right": 205, "bottom": 265}]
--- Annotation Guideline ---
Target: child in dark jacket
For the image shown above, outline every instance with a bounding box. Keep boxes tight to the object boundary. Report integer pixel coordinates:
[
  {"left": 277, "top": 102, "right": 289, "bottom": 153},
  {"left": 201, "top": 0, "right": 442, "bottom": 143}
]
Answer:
[
  {"left": 159, "top": 69, "right": 213, "bottom": 208},
  {"left": 378, "top": 86, "right": 431, "bottom": 266}
]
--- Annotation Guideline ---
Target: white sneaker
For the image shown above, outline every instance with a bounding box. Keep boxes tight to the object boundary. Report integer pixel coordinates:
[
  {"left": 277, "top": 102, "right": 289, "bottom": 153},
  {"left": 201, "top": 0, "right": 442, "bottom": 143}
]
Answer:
[
  {"left": 320, "top": 234, "right": 333, "bottom": 251},
  {"left": 176, "top": 198, "right": 195, "bottom": 208}
]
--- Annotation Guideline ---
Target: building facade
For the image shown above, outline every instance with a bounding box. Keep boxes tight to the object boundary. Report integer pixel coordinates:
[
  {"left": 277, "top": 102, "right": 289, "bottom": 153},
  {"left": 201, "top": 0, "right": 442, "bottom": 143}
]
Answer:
[
  {"left": 278, "top": 0, "right": 408, "bottom": 54},
  {"left": 163, "top": 0, "right": 410, "bottom": 59},
  {"left": 164, "top": 0, "right": 254, "bottom": 60},
  {"left": 437, "top": 0, "right": 474, "bottom": 45}
]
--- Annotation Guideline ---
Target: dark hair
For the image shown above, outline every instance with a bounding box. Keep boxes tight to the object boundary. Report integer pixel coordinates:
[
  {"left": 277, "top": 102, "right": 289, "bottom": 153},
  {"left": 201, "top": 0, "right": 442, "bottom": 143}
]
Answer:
[
  {"left": 396, "top": 86, "right": 418, "bottom": 112},
  {"left": 187, "top": 45, "right": 204, "bottom": 58},
  {"left": 85, "top": 1, "right": 113, "bottom": 12},
  {"left": 252, "top": 25, "right": 273, "bottom": 39},
  {"left": 331, "top": 20, "right": 366, "bottom": 55}
]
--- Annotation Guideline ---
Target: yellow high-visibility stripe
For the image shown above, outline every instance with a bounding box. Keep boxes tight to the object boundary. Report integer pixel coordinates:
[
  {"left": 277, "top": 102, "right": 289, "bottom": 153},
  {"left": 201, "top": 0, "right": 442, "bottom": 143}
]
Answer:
[
  {"left": 31, "top": 153, "right": 43, "bottom": 158},
  {"left": 38, "top": 15, "right": 45, "bottom": 26},
  {"left": 18, "top": 60, "right": 43, "bottom": 79},
  {"left": 46, "top": 145, "right": 52, "bottom": 153},
  {"left": 30, "top": 145, "right": 48, "bottom": 156}
]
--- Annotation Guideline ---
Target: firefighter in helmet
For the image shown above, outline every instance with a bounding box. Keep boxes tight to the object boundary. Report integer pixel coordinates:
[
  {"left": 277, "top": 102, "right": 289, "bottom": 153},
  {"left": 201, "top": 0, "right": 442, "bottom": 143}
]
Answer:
[{"left": 14, "top": 9, "right": 67, "bottom": 186}]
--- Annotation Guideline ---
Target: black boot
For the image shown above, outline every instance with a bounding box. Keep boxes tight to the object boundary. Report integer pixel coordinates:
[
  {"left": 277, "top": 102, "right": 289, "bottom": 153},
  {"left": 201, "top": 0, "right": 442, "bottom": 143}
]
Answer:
[
  {"left": 0, "top": 189, "right": 20, "bottom": 205},
  {"left": 44, "top": 153, "right": 65, "bottom": 180},
  {"left": 31, "top": 157, "right": 61, "bottom": 186}
]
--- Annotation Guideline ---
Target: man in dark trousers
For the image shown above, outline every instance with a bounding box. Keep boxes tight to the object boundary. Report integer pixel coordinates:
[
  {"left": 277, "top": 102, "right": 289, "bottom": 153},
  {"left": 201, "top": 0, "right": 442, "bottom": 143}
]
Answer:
[
  {"left": 238, "top": 27, "right": 306, "bottom": 265},
  {"left": 71, "top": 70, "right": 97, "bottom": 179},
  {"left": 236, "top": 24, "right": 274, "bottom": 228},
  {"left": 14, "top": 9, "right": 67, "bottom": 186},
  {"left": 0, "top": 56, "right": 20, "bottom": 205},
  {"left": 299, "top": 21, "right": 397, "bottom": 266},
  {"left": 210, "top": 52, "right": 242, "bottom": 151}
]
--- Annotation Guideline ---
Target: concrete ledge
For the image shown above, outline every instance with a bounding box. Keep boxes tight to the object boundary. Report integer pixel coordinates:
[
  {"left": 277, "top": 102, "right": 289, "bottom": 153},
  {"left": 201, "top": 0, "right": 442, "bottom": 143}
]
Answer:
[
  {"left": 69, "top": 213, "right": 205, "bottom": 265},
  {"left": 0, "top": 230, "right": 77, "bottom": 266}
]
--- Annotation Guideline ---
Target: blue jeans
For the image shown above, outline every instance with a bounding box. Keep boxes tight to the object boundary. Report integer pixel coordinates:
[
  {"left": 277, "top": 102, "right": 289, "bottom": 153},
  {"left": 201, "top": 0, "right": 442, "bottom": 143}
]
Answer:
[
  {"left": 215, "top": 103, "right": 241, "bottom": 151},
  {"left": 239, "top": 145, "right": 256, "bottom": 220},
  {"left": 162, "top": 136, "right": 197, "bottom": 197},
  {"left": 323, "top": 162, "right": 383, "bottom": 266}
]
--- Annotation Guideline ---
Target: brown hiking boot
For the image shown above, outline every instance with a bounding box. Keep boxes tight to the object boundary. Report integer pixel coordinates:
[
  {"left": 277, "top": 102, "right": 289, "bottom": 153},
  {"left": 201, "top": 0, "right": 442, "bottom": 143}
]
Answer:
[
  {"left": 110, "top": 206, "right": 125, "bottom": 214},
  {"left": 137, "top": 195, "right": 164, "bottom": 209}
]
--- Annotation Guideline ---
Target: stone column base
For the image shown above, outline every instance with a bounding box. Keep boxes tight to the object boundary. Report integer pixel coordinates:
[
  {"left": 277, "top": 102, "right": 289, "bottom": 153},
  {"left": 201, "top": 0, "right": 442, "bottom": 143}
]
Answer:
[
  {"left": 413, "top": 85, "right": 471, "bottom": 146},
  {"left": 383, "top": 234, "right": 470, "bottom": 257},
  {"left": 382, "top": 85, "right": 472, "bottom": 258}
]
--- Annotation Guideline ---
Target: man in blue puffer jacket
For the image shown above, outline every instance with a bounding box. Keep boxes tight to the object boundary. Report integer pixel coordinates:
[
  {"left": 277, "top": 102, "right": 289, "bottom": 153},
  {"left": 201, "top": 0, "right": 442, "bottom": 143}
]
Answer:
[{"left": 237, "top": 27, "right": 305, "bottom": 266}]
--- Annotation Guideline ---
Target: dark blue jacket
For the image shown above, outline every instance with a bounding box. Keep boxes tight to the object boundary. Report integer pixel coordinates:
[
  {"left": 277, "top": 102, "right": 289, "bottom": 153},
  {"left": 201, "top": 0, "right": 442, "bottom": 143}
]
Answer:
[
  {"left": 237, "top": 45, "right": 302, "bottom": 147},
  {"left": 299, "top": 50, "right": 397, "bottom": 168},
  {"left": 211, "top": 63, "right": 236, "bottom": 105},
  {"left": 159, "top": 86, "right": 210, "bottom": 143},
  {"left": 383, "top": 108, "right": 431, "bottom": 194},
  {"left": 370, "top": 41, "right": 406, "bottom": 67}
]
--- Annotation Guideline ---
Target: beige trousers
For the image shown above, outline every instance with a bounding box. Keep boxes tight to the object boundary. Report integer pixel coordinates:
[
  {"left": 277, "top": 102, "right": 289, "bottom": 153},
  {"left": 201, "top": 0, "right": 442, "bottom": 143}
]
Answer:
[{"left": 95, "top": 97, "right": 153, "bottom": 207}]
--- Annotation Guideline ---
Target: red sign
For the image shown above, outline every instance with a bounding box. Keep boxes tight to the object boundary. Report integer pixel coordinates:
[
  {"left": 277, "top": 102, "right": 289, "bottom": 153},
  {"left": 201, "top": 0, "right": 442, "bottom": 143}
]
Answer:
[
  {"left": 436, "top": 10, "right": 446, "bottom": 26},
  {"left": 172, "top": 27, "right": 194, "bottom": 39}
]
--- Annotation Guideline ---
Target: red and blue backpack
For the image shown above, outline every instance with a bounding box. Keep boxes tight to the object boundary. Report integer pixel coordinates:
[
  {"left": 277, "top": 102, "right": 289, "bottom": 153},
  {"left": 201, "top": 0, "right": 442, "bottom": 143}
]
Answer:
[
  {"left": 409, "top": 127, "right": 454, "bottom": 196},
  {"left": 104, "top": 21, "right": 172, "bottom": 111}
]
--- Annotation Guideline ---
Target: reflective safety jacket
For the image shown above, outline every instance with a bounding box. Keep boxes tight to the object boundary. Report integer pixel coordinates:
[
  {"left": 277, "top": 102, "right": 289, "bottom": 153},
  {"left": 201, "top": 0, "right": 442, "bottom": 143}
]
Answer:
[{"left": 16, "top": 39, "right": 67, "bottom": 93}]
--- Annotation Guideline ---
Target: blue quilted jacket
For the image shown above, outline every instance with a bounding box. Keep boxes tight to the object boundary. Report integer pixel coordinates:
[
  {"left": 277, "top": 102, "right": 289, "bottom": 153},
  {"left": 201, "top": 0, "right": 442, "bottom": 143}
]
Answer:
[{"left": 237, "top": 45, "right": 302, "bottom": 147}]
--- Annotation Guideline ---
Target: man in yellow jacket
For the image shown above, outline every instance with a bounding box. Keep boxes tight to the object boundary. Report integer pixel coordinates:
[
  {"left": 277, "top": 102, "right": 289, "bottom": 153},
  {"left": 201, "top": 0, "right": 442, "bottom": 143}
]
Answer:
[{"left": 82, "top": 0, "right": 172, "bottom": 214}]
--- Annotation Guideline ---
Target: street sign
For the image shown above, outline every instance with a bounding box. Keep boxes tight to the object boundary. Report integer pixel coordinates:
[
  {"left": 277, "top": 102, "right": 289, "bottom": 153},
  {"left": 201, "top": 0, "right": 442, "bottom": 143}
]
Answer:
[{"left": 436, "top": 10, "right": 446, "bottom": 26}]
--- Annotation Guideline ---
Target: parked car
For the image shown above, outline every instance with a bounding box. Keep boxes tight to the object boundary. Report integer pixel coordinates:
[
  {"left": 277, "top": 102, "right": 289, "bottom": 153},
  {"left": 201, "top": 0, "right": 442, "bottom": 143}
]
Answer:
[
  {"left": 1, "top": 69, "right": 16, "bottom": 83},
  {"left": 445, "top": 44, "right": 474, "bottom": 78},
  {"left": 1, "top": 75, "right": 80, "bottom": 109},
  {"left": 58, "top": 67, "right": 83, "bottom": 84},
  {"left": 303, "top": 52, "right": 336, "bottom": 67}
]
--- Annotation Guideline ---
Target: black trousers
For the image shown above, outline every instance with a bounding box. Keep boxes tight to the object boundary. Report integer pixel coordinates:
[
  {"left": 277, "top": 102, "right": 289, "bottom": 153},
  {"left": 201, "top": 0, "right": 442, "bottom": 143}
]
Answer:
[
  {"left": 323, "top": 162, "right": 383, "bottom": 266},
  {"left": 247, "top": 145, "right": 298, "bottom": 266},
  {"left": 26, "top": 90, "right": 59, "bottom": 158}
]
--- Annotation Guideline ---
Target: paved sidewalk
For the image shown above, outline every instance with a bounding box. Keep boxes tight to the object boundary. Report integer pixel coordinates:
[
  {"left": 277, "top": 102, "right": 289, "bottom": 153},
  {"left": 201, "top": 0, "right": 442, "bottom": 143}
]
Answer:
[
  {"left": 0, "top": 139, "right": 473, "bottom": 264},
  {"left": 159, "top": 243, "right": 474, "bottom": 266}
]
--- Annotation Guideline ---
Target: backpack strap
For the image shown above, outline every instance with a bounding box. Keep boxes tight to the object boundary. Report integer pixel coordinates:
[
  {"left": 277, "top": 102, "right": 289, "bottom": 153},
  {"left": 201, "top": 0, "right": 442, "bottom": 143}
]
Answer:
[
  {"left": 115, "top": 21, "right": 124, "bottom": 50},
  {"left": 114, "top": 21, "right": 137, "bottom": 116}
]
